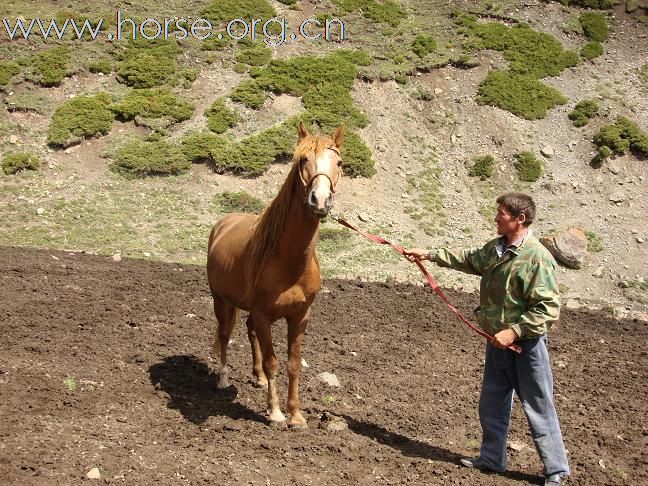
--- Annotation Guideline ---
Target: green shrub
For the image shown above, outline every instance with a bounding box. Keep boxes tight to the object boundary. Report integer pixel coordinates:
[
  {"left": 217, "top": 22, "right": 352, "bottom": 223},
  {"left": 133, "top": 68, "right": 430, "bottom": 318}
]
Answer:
[
  {"left": 202, "top": 36, "right": 231, "bottom": 51},
  {"left": 579, "top": 12, "right": 609, "bottom": 42},
  {"left": 412, "top": 34, "right": 437, "bottom": 58},
  {"left": 32, "top": 46, "right": 70, "bottom": 86},
  {"left": 230, "top": 80, "right": 268, "bottom": 109},
  {"left": 214, "top": 191, "right": 265, "bottom": 213},
  {"left": 514, "top": 151, "right": 543, "bottom": 182},
  {"left": 477, "top": 70, "right": 568, "bottom": 120},
  {"left": 111, "top": 139, "right": 190, "bottom": 177},
  {"left": 0, "top": 61, "right": 21, "bottom": 86},
  {"left": 277, "top": 0, "right": 298, "bottom": 4},
  {"left": 2, "top": 152, "right": 41, "bottom": 174},
  {"left": 569, "top": 99, "right": 599, "bottom": 127},
  {"left": 205, "top": 98, "right": 239, "bottom": 134},
  {"left": 89, "top": 59, "right": 113, "bottom": 74},
  {"left": 202, "top": 0, "right": 275, "bottom": 24},
  {"left": 110, "top": 88, "right": 194, "bottom": 126},
  {"left": 302, "top": 83, "right": 369, "bottom": 131},
  {"left": 181, "top": 131, "right": 229, "bottom": 164},
  {"left": 236, "top": 44, "right": 272, "bottom": 66},
  {"left": 5, "top": 91, "right": 51, "bottom": 114},
  {"left": 585, "top": 230, "right": 604, "bottom": 252},
  {"left": 47, "top": 93, "right": 115, "bottom": 147},
  {"left": 116, "top": 40, "right": 180, "bottom": 88},
  {"left": 468, "top": 154, "right": 495, "bottom": 180},
  {"left": 550, "top": 0, "right": 616, "bottom": 8},
  {"left": 341, "top": 131, "right": 376, "bottom": 178},
  {"left": 593, "top": 116, "right": 648, "bottom": 156},
  {"left": 332, "top": 0, "right": 407, "bottom": 27},
  {"left": 581, "top": 40, "right": 604, "bottom": 60}
]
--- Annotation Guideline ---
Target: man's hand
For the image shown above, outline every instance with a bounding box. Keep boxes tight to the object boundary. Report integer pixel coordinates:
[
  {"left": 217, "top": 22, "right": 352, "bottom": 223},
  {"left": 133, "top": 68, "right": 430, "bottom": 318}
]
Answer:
[
  {"left": 492, "top": 328, "right": 519, "bottom": 349},
  {"left": 403, "top": 248, "right": 431, "bottom": 263}
]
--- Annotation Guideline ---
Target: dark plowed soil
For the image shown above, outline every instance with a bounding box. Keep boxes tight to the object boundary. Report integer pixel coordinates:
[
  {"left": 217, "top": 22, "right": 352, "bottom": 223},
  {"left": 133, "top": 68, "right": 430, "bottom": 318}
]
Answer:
[{"left": 1, "top": 246, "right": 646, "bottom": 485}]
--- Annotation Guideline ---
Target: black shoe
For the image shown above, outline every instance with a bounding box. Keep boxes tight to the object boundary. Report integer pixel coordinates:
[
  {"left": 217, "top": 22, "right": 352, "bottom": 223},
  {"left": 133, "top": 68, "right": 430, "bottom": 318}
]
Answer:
[{"left": 459, "top": 457, "right": 505, "bottom": 473}]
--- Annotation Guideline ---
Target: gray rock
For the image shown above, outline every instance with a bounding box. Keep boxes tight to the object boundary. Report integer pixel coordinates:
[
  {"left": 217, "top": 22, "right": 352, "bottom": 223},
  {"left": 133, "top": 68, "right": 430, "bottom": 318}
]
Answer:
[
  {"left": 319, "top": 412, "right": 348, "bottom": 431},
  {"left": 317, "top": 372, "right": 341, "bottom": 387},
  {"left": 86, "top": 468, "right": 101, "bottom": 479},
  {"left": 112, "top": 254, "right": 122, "bottom": 262},
  {"left": 540, "top": 228, "right": 588, "bottom": 269},
  {"left": 541, "top": 146, "right": 554, "bottom": 158}
]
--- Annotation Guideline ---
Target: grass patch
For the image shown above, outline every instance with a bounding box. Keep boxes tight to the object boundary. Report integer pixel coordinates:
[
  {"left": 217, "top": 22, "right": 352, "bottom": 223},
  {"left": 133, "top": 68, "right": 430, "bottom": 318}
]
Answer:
[
  {"left": 332, "top": 0, "right": 407, "bottom": 27},
  {"left": 579, "top": 12, "right": 609, "bottom": 42},
  {"left": 47, "top": 93, "right": 115, "bottom": 148},
  {"left": 623, "top": 279, "right": 648, "bottom": 304},
  {"left": 405, "top": 156, "right": 445, "bottom": 236},
  {"left": 569, "top": 99, "right": 599, "bottom": 127},
  {"left": 63, "top": 377, "right": 77, "bottom": 391},
  {"left": 468, "top": 154, "right": 495, "bottom": 180},
  {"left": 230, "top": 80, "right": 268, "bottom": 109},
  {"left": 205, "top": 98, "right": 239, "bottom": 134},
  {"left": 581, "top": 41, "right": 603, "bottom": 60},
  {"left": 585, "top": 230, "right": 604, "bottom": 252},
  {"left": 0, "top": 61, "right": 21, "bottom": 86},
  {"left": 5, "top": 90, "right": 51, "bottom": 114},
  {"left": 593, "top": 116, "right": 648, "bottom": 157},
  {"left": 116, "top": 39, "right": 180, "bottom": 88},
  {"left": 111, "top": 139, "right": 191, "bottom": 178},
  {"left": 514, "top": 151, "right": 543, "bottom": 182},
  {"left": 235, "top": 44, "right": 272, "bottom": 67},
  {"left": 301, "top": 83, "right": 369, "bottom": 131},
  {"left": 2, "top": 152, "right": 41, "bottom": 175},
  {"left": 89, "top": 59, "right": 113, "bottom": 74},
  {"left": 213, "top": 191, "right": 265, "bottom": 214},
  {"left": 202, "top": 0, "right": 276, "bottom": 24},
  {"left": 110, "top": 88, "right": 194, "bottom": 128},
  {"left": 477, "top": 70, "right": 568, "bottom": 120},
  {"left": 639, "top": 63, "right": 648, "bottom": 93},
  {"left": 181, "top": 131, "right": 229, "bottom": 164},
  {"left": 32, "top": 46, "right": 70, "bottom": 87},
  {"left": 412, "top": 34, "right": 437, "bottom": 58}
]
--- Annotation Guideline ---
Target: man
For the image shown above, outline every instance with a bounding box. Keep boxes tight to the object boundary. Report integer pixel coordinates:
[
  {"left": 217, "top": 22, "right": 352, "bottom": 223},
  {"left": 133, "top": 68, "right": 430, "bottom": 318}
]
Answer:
[{"left": 404, "top": 192, "right": 569, "bottom": 486}]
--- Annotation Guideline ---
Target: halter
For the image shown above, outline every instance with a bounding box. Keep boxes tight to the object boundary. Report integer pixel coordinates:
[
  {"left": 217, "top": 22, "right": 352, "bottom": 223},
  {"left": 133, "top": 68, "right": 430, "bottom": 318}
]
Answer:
[{"left": 299, "top": 147, "right": 341, "bottom": 194}]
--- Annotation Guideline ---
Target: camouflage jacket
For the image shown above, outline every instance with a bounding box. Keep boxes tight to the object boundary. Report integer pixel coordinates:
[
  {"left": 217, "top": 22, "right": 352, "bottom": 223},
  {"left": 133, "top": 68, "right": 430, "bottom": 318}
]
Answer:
[{"left": 432, "top": 234, "right": 560, "bottom": 340}]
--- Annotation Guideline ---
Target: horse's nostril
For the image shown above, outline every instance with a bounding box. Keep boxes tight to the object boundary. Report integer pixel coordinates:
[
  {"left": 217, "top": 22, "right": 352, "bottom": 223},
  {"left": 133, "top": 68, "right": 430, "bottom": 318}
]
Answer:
[
  {"left": 309, "top": 191, "right": 318, "bottom": 206},
  {"left": 326, "top": 193, "right": 333, "bottom": 207}
]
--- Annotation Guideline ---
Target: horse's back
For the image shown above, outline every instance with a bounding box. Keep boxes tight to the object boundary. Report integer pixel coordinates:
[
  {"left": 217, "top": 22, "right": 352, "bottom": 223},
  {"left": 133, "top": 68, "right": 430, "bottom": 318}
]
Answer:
[{"left": 207, "top": 213, "right": 257, "bottom": 306}]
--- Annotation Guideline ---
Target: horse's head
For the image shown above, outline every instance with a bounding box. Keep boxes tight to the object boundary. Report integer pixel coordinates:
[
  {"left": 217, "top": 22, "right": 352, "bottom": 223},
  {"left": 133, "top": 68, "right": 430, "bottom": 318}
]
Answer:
[{"left": 295, "top": 121, "right": 344, "bottom": 218}]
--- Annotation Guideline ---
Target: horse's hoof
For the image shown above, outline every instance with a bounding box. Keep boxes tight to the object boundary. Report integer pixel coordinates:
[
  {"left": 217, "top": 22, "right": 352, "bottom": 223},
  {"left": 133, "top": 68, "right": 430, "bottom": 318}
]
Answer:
[
  {"left": 253, "top": 379, "right": 268, "bottom": 388},
  {"left": 288, "top": 421, "right": 308, "bottom": 431},
  {"left": 268, "top": 420, "right": 287, "bottom": 429}
]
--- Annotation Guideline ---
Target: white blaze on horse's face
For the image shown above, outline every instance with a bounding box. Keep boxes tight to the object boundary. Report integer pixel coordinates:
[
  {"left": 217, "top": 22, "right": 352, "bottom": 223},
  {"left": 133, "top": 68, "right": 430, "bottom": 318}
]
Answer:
[{"left": 306, "top": 147, "right": 341, "bottom": 217}]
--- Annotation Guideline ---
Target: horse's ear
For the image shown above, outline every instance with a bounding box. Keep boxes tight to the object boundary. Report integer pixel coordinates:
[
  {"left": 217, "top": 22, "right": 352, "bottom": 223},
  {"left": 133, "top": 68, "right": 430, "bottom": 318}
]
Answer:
[
  {"left": 298, "top": 121, "right": 309, "bottom": 141},
  {"left": 332, "top": 126, "right": 344, "bottom": 148}
]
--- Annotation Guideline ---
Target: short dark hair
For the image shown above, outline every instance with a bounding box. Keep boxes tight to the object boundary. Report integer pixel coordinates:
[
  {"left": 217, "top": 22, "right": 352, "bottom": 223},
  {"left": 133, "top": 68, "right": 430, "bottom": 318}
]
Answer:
[{"left": 496, "top": 192, "right": 536, "bottom": 226}]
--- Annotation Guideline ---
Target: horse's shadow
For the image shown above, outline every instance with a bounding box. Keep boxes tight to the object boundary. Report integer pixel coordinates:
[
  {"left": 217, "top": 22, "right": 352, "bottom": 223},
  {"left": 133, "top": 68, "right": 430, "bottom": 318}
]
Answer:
[
  {"left": 148, "top": 355, "right": 261, "bottom": 425},
  {"left": 342, "top": 415, "right": 543, "bottom": 484}
]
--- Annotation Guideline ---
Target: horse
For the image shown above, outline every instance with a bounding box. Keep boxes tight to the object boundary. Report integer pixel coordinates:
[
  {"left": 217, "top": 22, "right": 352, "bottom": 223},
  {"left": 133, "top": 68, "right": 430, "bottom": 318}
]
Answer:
[{"left": 206, "top": 121, "right": 344, "bottom": 429}]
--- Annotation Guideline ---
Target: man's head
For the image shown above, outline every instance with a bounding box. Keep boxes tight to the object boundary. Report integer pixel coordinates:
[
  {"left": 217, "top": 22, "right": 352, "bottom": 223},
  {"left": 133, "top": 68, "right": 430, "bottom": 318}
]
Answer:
[{"left": 495, "top": 192, "right": 536, "bottom": 237}]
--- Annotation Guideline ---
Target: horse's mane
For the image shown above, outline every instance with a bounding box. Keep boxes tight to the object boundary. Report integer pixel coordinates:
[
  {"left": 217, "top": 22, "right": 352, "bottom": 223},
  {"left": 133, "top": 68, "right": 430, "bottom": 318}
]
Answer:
[{"left": 245, "top": 134, "right": 332, "bottom": 294}]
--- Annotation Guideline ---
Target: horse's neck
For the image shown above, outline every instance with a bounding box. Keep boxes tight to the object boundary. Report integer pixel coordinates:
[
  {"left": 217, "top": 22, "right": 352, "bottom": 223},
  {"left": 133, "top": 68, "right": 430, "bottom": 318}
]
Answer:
[{"left": 277, "top": 197, "right": 319, "bottom": 269}]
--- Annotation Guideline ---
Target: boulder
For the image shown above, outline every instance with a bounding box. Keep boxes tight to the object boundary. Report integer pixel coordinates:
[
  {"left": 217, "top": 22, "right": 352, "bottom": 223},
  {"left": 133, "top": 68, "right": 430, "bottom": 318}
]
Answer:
[{"left": 540, "top": 228, "right": 588, "bottom": 269}]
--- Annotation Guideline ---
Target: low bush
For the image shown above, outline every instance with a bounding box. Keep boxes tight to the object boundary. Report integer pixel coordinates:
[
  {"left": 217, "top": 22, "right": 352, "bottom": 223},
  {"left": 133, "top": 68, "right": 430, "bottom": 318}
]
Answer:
[
  {"left": 89, "top": 59, "right": 113, "bottom": 74},
  {"left": 477, "top": 70, "right": 568, "bottom": 120},
  {"left": 236, "top": 44, "right": 272, "bottom": 66},
  {"left": 214, "top": 191, "right": 265, "bottom": 213},
  {"left": 47, "top": 93, "right": 115, "bottom": 148},
  {"left": 514, "top": 151, "right": 543, "bottom": 182},
  {"left": 205, "top": 98, "right": 239, "bottom": 134},
  {"left": 468, "top": 154, "right": 495, "bottom": 180},
  {"left": 115, "top": 40, "right": 180, "bottom": 88},
  {"left": 301, "top": 83, "right": 369, "bottom": 131},
  {"left": 579, "top": 12, "right": 609, "bottom": 42},
  {"left": 581, "top": 41, "right": 603, "bottom": 60},
  {"left": 568, "top": 99, "right": 599, "bottom": 127},
  {"left": 593, "top": 116, "right": 648, "bottom": 156},
  {"left": 229, "top": 80, "right": 268, "bottom": 109},
  {"left": 110, "top": 88, "right": 194, "bottom": 126},
  {"left": 0, "top": 61, "right": 21, "bottom": 86},
  {"left": 180, "top": 131, "right": 229, "bottom": 164},
  {"left": 111, "top": 139, "right": 190, "bottom": 177},
  {"left": 2, "top": 152, "right": 41, "bottom": 174},
  {"left": 412, "top": 34, "right": 437, "bottom": 58},
  {"left": 202, "top": 0, "right": 275, "bottom": 24},
  {"left": 332, "top": 0, "right": 406, "bottom": 27},
  {"left": 340, "top": 131, "right": 376, "bottom": 178},
  {"left": 32, "top": 46, "right": 70, "bottom": 87}
]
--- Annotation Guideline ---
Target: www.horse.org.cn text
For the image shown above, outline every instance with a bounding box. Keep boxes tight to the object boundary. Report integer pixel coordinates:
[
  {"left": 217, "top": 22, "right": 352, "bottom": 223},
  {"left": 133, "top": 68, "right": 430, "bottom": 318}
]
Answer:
[{"left": 1, "top": 11, "right": 347, "bottom": 46}]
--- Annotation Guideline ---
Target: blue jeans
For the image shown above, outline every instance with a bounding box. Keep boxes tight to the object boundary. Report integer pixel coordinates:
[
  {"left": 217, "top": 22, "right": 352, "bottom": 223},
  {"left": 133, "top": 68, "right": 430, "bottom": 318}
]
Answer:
[{"left": 478, "top": 335, "right": 570, "bottom": 477}]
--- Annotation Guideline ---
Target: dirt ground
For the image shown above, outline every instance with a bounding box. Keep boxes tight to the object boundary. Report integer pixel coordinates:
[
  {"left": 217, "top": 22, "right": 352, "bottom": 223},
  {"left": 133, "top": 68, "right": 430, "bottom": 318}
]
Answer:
[{"left": 0, "top": 246, "right": 646, "bottom": 485}]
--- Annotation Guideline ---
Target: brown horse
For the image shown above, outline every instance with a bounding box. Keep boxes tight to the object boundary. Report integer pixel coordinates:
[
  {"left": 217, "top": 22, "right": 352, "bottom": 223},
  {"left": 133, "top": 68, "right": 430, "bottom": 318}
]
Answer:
[{"left": 207, "top": 121, "right": 344, "bottom": 428}]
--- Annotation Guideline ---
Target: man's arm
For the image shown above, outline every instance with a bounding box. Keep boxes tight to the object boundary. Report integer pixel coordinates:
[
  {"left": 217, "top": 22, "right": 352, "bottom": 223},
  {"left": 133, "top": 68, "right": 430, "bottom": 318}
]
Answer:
[
  {"left": 404, "top": 246, "right": 489, "bottom": 276},
  {"left": 510, "top": 260, "right": 561, "bottom": 339}
]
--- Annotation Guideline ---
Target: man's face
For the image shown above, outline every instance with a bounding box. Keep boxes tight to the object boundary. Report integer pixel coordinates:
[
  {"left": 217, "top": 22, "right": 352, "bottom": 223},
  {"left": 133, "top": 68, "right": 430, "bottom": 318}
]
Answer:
[{"left": 495, "top": 204, "right": 524, "bottom": 236}]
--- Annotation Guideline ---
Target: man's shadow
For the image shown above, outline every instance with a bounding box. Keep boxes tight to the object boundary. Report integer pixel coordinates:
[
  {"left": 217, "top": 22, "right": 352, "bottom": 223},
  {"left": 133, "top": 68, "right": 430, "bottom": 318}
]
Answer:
[
  {"left": 148, "top": 355, "right": 261, "bottom": 425},
  {"left": 342, "top": 415, "right": 543, "bottom": 484}
]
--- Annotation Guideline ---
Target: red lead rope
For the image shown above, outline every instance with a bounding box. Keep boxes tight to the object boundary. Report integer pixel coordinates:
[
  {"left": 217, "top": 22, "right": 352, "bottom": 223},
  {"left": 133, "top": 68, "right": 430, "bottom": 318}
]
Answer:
[{"left": 329, "top": 214, "right": 523, "bottom": 354}]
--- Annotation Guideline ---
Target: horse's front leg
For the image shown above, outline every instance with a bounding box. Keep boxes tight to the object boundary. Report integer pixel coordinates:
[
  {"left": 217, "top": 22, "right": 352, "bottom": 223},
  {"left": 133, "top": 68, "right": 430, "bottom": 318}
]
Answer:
[
  {"left": 286, "top": 308, "right": 309, "bottom": 429},
  {"left": 252, "top": 312, "right": 285, "bottom": 427}
]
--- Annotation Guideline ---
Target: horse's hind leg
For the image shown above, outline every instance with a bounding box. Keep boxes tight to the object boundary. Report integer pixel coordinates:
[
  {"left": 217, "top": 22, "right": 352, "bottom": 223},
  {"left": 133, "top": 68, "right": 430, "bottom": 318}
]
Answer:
[
  {"left": 286, "top": 309, "right": 309, "bottom": 429},
  {"left": 211, "top": 295, "right": 239, "bottom": 389},
  {"left": 246, "top": 315, "right": 268, "bottom": 388}
]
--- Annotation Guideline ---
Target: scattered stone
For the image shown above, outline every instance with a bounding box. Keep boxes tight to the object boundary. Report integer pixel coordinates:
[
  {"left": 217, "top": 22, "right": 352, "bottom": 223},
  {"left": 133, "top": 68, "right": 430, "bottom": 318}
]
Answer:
[
  {"left": 301, "top": 358, "right": 309, "bottom": 368},
  {"left": 185, "top": 313, "right": 196, "bottom": 318},
  {"left": 556, "top": 360, "right": 567, "bottom": 369},
  {"left": 598, "top": 458, "right": 606, "bottom": 469},
  {"left": 224, "top": 422, "right": 243, "bottom": 432},
  {"left": 608, "top": 163, "right": 621, "bottom": 175},
  {"left": 434, "top": 88, "right": 443, "bottom": 95},
  {"left": 565, "top": 299, "right": 581, "bottom": 310},
  {"left": 592, "top": 266, "right": 605, "bottom": 278},
  {"left": 86, "top": 468, "right": 101, "bottom": 479},
  {"left": 112, "top": 254, "right": 122, "bottom": 262},
  {"left": 637, "top": 237, "right": 644, "bottom": 244},
  {"left": 540, "top": 146, "right": 554, "bottom": 158},
  {"left": 36, "top": 207, "right": 45, "bottom": 215},
  {"left": 358, "top": 213, "right": 369, "bottom": 223},
  {"left": 9, "top": 135, "right": 18, "bottom": 144},
  {"left": 450, "top": 134, "right": 457, "bottom": 145},
  {"left": 608, "top": 192, "right": 625, "bottom": 204},
  {"left": 508, "top": 441, "right": 526, "bottom": 452},
  {"left": 319, "top": 412, "right": 348, "bottom": 432},
  {"left": 143, "top": 252, "right": 151, "bottom": 257},
  {"left": 540, "top": 228, "right": 588, "bottom": 269},
  {"left": 317, "top": 372, "right": 341, "bottom": 387}
]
